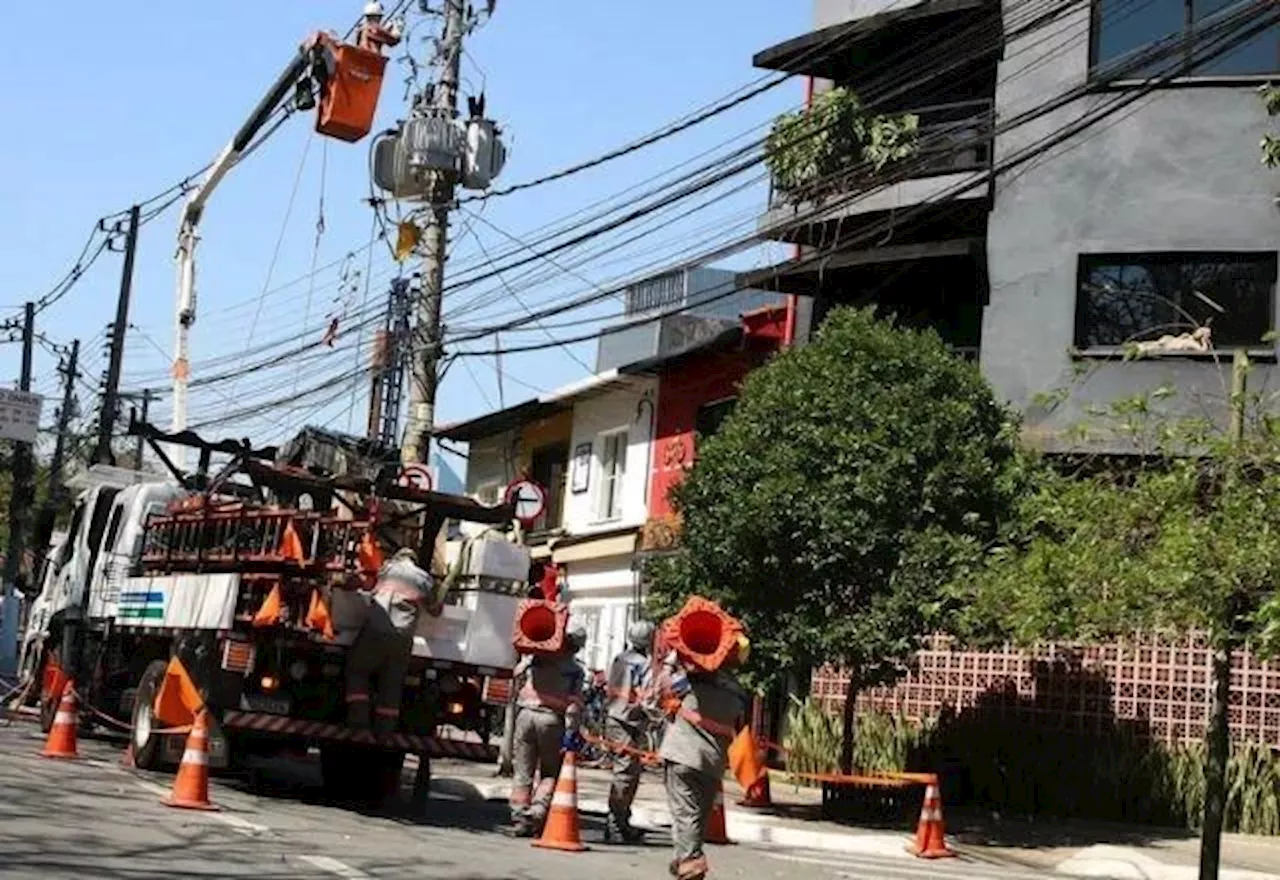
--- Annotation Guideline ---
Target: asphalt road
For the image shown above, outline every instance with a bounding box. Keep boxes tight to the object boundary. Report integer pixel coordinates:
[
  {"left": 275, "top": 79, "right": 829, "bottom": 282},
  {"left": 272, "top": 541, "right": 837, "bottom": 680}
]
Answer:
[{"left": 0, "top": 720, "right": 1060, "bottom": 879}]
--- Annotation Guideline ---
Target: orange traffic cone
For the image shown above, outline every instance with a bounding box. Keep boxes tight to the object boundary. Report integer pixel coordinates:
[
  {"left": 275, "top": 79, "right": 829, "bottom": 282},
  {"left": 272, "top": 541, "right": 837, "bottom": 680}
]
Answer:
[
  {"left": 739, "top": 772, "right": 772, "bottom": 808},
  {"left": 532, "top": 749, "right": 587, "bottom": 852},
  {"left": 706, "top": 780, "right": 731, "bottom": 845},
  {"left": 305, "top": 589, "right": 336, "bottom": 639},
  {"left": 39, "top": 680, "right": 80, "bottom": 759},
  {"left": 906, "top": 776, "right": 955, "bottom": 859},
  {"left": 251, "top": 584, "right": 283, "bottom": 627},
  {"left": 280, "top": 520, "right": 305, "bottom": 563},
  {"left": 162, "top": 710, "right": 219, "bottom": 811}
]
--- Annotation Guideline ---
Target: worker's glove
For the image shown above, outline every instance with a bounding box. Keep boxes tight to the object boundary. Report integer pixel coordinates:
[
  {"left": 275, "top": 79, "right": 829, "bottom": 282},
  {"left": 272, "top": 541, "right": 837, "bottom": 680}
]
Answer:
[{"left": 561, "top": 730, "right": 585, "bottom": 754}]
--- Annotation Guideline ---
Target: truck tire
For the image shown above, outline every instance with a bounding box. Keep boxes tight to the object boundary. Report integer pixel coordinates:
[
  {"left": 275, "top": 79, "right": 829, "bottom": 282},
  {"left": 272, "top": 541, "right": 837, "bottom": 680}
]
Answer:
[{"left": 129, "top": 660, "right": 169, "bottom": 771}]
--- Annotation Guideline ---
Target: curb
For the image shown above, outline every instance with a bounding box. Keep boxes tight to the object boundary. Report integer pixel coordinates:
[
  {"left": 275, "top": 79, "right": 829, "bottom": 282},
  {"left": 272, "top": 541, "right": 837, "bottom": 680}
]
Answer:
[{"left": 428, "top": 775, "right": 914, "bottom": 860}]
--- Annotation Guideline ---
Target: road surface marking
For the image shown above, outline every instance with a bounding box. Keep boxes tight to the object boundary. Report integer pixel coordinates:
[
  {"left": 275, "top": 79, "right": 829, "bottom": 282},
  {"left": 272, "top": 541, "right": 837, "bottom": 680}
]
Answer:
[
  {"left": 212, "top": 812, "right": 270, "bottom": 836},
  {"left": 762, "top": 850, "right": 1051, "bottom": 880},
  {"left": 297, "top": 854, "right": 373, "bottom": 879},
  {"left": 134, "top": 779, "right": 169, "bottom": 797}
]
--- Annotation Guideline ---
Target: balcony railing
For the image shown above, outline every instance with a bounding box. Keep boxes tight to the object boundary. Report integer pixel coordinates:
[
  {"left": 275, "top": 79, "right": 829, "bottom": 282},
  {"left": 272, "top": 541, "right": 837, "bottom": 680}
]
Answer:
[{"left": 768, "top": 99, "right": 994, "bottom": 208}]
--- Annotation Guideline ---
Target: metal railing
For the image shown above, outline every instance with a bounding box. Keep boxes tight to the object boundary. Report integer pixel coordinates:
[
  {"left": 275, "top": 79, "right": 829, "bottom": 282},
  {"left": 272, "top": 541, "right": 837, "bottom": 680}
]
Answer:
[{"left": 769, "top": 99, "right": 995, "bottom": 207}]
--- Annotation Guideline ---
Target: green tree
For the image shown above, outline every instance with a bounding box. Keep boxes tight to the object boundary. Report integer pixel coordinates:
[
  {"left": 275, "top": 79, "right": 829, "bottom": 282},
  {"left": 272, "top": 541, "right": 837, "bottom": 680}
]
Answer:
[
  {"left": 959, "top": 353, "right": 1280, "bottom": 880},
  {"left": 647, "top": 307, "right": 1025, "bottom": 770}
]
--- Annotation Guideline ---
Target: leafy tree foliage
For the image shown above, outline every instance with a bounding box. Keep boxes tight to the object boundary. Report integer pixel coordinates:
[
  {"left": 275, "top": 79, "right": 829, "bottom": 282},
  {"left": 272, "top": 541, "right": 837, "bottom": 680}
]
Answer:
[
  {"left": 1263, "top": 84, "right": 1280, "bottom": 168},
  {"left": 957, "top": 358, "right": 1280, "bottom": 879},
  {"left": 647, "top": 307, "right": 1025, "bottom": 768}
]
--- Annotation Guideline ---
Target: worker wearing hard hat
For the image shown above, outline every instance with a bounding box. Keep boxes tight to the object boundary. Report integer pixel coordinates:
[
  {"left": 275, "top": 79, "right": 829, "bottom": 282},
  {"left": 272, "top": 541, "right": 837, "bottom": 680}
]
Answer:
[
  {"left": 658, "top": 634, "right": 750, "bottom": 880},
  {"left": 603, "top": 619, "right": 659, "bottom": 843},
  {"left": 508, "top": 618, "right": 587, "bottom": 838},
  {"left": 345, "top": 549, "right": 434, "bottom": 734}
]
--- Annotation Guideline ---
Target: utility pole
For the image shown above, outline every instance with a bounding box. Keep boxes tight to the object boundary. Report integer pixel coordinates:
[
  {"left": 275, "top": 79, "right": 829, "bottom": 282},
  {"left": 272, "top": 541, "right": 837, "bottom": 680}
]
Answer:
[
  {"left": 47, "top": 340, "right": 80, "bottom": 508},
  {"left": 93, "top": 204, "right": 140, "bottom": 466},
  {"left": 30, "top": 338, "right": 81, "bottom": 589},
  {"left": 0, "top": 303, "right": 36, "bottom": 676},
  {"left": 401, "top": 0, "right": 466, "bottom": 466},
  {"left": 136, "top": 388, "right": 152, "bottom": 468}
]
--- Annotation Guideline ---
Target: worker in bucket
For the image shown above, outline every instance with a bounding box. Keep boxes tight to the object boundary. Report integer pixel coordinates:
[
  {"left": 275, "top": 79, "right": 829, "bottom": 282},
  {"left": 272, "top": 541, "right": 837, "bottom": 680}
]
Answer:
[
  {"left": 345, "top": 548, "right": 434, "bottom": 734},
  {"left": 508, "top": 618, "right": 587, "bottom": 837},
  {"left": 603, "top": 619, "right": 659, "bottom": 843},
  {"left": 658, "top": 634, "right": 750, "bottom": 880}
]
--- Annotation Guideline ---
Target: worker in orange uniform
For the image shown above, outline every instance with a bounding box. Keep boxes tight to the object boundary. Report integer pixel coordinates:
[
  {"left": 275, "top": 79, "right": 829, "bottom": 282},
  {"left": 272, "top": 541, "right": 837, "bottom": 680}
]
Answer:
[
  {"left": 658, "top": 635, "right": 750, "bottom": 880},
  {"left": 508, "top": 619, "right": 587, "bottom": 837},
  {"left": 345, "top": 549, "right": 434, "bottom": 734}
]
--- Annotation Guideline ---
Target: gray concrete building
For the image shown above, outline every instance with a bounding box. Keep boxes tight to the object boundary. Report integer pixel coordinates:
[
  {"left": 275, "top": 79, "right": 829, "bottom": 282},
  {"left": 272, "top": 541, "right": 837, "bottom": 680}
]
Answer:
[{"left": 746, "top": 0, "right": 1280, "bottom": 451}]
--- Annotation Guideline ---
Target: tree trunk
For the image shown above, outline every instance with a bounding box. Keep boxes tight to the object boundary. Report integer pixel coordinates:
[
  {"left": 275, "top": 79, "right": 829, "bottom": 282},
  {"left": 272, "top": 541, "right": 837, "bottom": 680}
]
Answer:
[
  {"left": 839, "top": 668, "right": 860, "bottom": 775},
  {"left": 1199, "top": 641, "right": 1234, "bottom": 880}
]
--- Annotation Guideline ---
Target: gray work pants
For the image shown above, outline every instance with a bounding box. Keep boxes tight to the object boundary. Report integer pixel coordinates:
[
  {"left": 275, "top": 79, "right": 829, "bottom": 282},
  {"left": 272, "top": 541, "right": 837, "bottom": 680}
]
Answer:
[
  {"left": 606, "top": 716, "right": 644, "bottom": 825},
  {"left": 345, "top": 599, "right": 416, "bottom": 735},
  {"left": 510, "top": 707, "right": 565, "bottom": 827},
  {"left": 665, "top": 761, "right": 717, "bottom": 866}
]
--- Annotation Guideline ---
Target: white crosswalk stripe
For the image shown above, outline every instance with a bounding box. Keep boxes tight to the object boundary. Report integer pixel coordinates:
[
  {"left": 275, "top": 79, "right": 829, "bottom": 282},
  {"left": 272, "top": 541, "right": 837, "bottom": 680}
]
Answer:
[{"left": 760, "top": 848, "right": 1057, "bottom": 880}]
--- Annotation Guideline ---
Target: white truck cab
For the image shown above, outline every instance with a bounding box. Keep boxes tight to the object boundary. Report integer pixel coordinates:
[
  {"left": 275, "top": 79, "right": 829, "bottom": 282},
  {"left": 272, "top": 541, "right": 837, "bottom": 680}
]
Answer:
[{"left": 21, "top": 467, "right": 175, "bottom": 666}]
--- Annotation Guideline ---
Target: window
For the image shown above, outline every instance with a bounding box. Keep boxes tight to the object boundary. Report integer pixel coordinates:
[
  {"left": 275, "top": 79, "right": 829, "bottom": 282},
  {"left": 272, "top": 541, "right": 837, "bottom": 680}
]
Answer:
[
  {"left": 594, "top": 430, "right": 628, "bottom": 522},
  {"left": 1075, "top": 252, "right": 1277, "bottom": 349},
  {"left": 529, "top": 443, "right": 568, "bottom": 532},
  {"left": 1092, "top": 0, "right": 1280, "bottom": 78},
  {"left": 695, "top": 397, "right": 737, "bottom": 441}
]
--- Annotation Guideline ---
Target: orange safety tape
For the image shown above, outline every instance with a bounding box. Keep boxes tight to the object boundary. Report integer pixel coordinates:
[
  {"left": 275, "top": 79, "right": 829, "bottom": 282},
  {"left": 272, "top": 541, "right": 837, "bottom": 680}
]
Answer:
[
  {"left": 580, "top": 730, "right": 662, "bottom": 767},
  {"left": 71, "top": 688, "right": 195, "bottom": 737}
]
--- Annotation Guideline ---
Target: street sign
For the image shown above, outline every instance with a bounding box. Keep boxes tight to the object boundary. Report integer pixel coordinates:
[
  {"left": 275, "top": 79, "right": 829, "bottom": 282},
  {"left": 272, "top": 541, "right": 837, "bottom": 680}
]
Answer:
[
  {"left": 0, "top": 389, "right": 42, "bottom": 444},
  {"left": 504, "top": 479, "right": 547, "bottom": 526},
  {"left": 398, "top": 463, "right": 434, "bottom": 492}
]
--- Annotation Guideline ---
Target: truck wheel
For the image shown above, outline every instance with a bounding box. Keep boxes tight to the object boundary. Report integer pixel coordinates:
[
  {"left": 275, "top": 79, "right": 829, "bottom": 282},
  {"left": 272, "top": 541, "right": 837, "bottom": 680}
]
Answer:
[{"left": 130, "top": 660, "right": 169, "bottom": 771}]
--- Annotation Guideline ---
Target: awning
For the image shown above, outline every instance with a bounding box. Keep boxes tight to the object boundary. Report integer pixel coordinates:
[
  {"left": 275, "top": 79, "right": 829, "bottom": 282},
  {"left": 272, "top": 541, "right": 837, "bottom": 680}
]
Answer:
[
  {"left": 434, "top": 398, "right": 561, "bottom": 443},
  {"left": 736, "top": 237, "right": 985, "bottom": 295},
  {"left": 552, "top": 527, "right": 638, "bottom": 565},
  {"left": 752, "top": 0, "right": 992, "bottom": 81}
]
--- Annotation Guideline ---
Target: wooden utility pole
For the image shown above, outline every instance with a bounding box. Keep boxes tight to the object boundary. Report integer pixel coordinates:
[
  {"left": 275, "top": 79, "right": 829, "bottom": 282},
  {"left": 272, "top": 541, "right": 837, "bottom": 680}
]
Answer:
[
  {"left": 1199, "top": 348, "right": 1250, "bottom": 880},
  {"left": 0, "top": 303, "right": 36, "bottom": 675},
  {"left": 401, "top": 0, "right": 466, "bottom": 466},
  {"left": 93, "top": 204, "right": 140, "bottom": 465}
]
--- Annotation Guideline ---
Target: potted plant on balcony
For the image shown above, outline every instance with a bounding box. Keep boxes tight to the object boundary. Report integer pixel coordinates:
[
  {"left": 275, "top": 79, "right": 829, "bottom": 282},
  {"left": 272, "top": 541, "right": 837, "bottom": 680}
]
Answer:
[{"left": 765, "top": 87, "right": 919, "bottom": 201}]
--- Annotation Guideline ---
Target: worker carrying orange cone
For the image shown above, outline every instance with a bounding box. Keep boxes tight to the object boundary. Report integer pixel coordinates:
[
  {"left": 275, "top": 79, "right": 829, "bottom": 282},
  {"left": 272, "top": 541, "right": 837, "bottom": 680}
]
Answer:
[
  {"left": 906, "top": 775, "right": 955, "bottom": 859},
  {"left": 655, "top": 598, "right": 750, "bottom": 880},
  {"left": 162, "top": 709, "right": 219, "bottom": 811},
  {"left": 39, "top": 680, "right": 80, "bottom": 760},
  {"left": 531, "top": 745, "right": 587, "bottom": 852}
]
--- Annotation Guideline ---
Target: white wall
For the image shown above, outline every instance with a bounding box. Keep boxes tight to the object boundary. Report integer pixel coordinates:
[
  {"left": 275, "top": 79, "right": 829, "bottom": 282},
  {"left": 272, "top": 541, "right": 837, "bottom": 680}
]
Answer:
[
  {"left": 565, "top": 557, "right": 639, "bottom": 673},
  {"left": 562, "top": 380, "right": 656, "bottom": 535}
]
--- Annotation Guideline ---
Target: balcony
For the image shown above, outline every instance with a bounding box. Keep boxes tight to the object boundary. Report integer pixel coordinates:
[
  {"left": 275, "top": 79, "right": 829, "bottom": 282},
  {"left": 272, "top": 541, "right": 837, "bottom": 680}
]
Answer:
[{"left": 761, "top": 99, "right": 994, "bottom": 244}]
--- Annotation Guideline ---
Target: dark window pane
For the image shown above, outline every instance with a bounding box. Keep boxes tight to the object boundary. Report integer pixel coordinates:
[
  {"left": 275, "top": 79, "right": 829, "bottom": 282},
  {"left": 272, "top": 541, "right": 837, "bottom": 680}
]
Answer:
[
  {"left": 1194, "top": 22, "right": 1280, "bottom": 76},
  {"left": 1076, "top": 253, "right": 1276, "bottom": 348},
  {"left": 695, "top": 398, "right": 737, "bottom": 440},
  {"left": 1094, "top": 0, "right": 1185, "bottom": 74}
]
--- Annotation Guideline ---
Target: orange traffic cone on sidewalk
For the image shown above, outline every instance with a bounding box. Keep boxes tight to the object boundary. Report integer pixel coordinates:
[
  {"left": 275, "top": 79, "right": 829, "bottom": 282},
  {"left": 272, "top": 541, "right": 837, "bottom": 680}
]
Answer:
[
  {"left": 162, "top": 709, "right": 219, "bottom": 811},
  {"left": 706, "top": 780, "right": 731, "bottom": 845},
  {"left": 906, "top": 776, "right": 955, "bottom": 859},
  {"left": 532, "top": 749, "right": 586, "bottom": 852},
  {"left": 39, "top": 680, "right": 80, "bottom": 760},
  {"left": 739, "top": 772, "right": 772, "bottom": 808}
]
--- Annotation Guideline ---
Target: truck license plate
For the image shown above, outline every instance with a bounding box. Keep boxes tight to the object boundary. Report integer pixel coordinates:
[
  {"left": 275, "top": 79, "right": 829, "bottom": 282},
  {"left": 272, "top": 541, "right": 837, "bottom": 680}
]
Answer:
[{"left": 240, "top": 694, "right": 291, "bottom": 715}]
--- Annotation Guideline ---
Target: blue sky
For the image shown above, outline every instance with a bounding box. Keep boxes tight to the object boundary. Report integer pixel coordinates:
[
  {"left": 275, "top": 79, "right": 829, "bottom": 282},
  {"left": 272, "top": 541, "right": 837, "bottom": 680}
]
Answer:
[{"left": 0, "top": 2, "right": 804, "bottom": 461}]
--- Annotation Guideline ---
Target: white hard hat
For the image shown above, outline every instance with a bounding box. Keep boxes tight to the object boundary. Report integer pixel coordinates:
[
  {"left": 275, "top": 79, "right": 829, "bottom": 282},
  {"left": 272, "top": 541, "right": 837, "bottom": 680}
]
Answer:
[
  {"left": 627, "top": 620, "right": 655, "bottom": 650},
  {"left": 364, "top": 2, "right": 384, "bottom": 17}
]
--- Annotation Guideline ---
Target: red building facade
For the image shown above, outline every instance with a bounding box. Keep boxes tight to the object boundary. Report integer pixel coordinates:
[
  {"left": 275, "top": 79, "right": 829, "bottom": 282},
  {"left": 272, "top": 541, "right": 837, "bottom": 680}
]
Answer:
[{"left": 647, "top": 307, "right": 787, "bottom": 518}]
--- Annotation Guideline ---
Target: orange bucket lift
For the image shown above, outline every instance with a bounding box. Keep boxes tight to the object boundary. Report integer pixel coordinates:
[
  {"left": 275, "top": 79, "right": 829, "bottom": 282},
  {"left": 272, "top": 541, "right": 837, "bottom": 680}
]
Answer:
[
  {"left": 661, "top": 596, "right": 744, "bottom": 672},
  {"left": 312, "top": 6, "right": 400, "bottom": 143}
]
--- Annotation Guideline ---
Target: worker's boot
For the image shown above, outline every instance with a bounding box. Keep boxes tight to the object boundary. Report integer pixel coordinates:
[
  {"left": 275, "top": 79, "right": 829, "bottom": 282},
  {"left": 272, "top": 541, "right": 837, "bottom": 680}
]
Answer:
[
  {"left": 606, "top": 814, "right": 645, "bottom": 844},
  {"left": 675, "top": 856, "right": 708, "bottom": 880}
]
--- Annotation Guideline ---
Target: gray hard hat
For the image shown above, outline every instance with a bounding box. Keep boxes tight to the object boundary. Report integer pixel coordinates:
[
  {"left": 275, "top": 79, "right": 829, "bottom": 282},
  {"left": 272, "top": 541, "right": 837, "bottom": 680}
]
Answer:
[{"left": 627, "top": 620, "right": 655, "bottom": 650}]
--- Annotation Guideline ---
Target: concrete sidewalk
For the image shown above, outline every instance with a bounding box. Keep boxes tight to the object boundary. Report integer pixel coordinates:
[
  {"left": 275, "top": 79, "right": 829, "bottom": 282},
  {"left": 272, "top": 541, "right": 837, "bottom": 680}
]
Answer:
[{"left": 428, "top": 758, "right": 1280, "bottom": 880}]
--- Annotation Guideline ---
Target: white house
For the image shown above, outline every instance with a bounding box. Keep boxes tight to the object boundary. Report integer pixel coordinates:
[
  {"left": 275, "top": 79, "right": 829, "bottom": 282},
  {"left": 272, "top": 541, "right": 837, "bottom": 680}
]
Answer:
[{"left": 436, "top": 369, "right": 657, "bottom": 672}]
